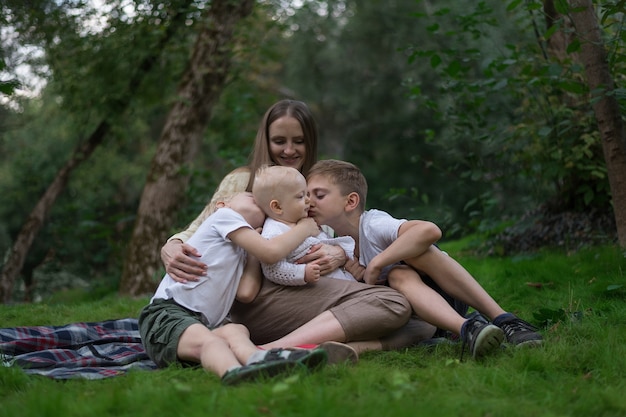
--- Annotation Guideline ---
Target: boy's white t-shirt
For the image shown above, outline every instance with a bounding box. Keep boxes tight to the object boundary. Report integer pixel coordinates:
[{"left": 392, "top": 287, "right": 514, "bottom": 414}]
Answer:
[
  {"left": 358, "top": 209, "right": 407, "bottom": 281},
  {"left": 151, "top": 207, "right": 252, "bottom": 327}
]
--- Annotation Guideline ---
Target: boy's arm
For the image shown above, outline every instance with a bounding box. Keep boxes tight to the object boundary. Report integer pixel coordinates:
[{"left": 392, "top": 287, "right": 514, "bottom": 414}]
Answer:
[
  {"left": 228, "top": 217, "right": 320, "bottom": 265},
  {"left": 236, "top": 252, "right": 262, "bottom": 303},
  {"left": 364, "top": 220, "right": 441, "bottom": 285}
]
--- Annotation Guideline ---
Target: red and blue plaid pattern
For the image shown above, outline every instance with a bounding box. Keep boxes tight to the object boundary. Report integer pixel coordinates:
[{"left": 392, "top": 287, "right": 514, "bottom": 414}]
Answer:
[{"left": 1, "top": 318, "right": 157, "bottom": 380}]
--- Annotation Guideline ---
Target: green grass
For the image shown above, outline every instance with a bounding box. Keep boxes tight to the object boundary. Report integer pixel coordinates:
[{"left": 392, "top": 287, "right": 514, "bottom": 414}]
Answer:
[{"left": 1, "top": 243, "right": 625, "bottom": 417}]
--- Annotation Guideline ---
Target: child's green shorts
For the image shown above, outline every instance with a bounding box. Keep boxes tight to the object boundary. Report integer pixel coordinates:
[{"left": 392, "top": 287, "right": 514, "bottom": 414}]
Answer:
[{"left": 138, "top": 298, "right": 204, "bottom": 367}]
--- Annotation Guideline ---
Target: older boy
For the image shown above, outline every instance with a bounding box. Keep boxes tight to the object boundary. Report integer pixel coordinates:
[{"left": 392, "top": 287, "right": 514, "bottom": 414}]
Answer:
[{"left": 306, "top": 160, "right": 542, "bottom": 359}]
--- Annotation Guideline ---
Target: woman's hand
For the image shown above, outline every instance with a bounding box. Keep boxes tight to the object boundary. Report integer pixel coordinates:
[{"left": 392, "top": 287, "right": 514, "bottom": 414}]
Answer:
[
  {"left": 344, "top": 258, "right": 365, "bottom": 282},
  {"left": 296, "top": 243, "right": 346, "bottom": 276},
  {"left": 161, "top": 239, "right": 207, "bottom": 283}
]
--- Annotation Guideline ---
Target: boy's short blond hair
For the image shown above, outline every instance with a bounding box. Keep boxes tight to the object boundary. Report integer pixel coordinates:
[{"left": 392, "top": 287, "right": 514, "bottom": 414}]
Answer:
[
  {"left": 307, "top": 159, "right": 368, "bottom": 212},
  {"left": 206, "top": 167, "right": 251, "bottom": 216},
  {"left": 252, "top": 165, "right": 303, "bottom": 215}
]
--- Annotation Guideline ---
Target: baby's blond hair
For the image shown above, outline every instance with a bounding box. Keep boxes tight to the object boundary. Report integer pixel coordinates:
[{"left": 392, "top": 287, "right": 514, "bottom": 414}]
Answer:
[{"left": 252, "top": 165, "right": 303, "bottom": 216}]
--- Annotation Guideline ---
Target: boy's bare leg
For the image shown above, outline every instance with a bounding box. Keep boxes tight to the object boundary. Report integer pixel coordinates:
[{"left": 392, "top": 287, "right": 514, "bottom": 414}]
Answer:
[
  {"left": 177, "top": 323, "right": 243, "bottom": 377},
  {"left": 260, "top": 313, "right": 433, "bottom": 356},
  {"left": 388, "top": 266, "right": 507, "bottom": 358},
  {"left": 213, "top": 323, "right": 261, "bottom": 365},
  {"left": 388, "top": 266, "right": 466, "bottom": 335},
  {"left": 406, "top": 247, "right": 507, "bottom": 320}
]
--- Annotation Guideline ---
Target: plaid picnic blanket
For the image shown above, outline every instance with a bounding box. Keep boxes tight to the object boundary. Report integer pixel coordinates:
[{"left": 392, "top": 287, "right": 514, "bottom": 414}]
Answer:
[{"left": 0, "top": 318, "right": 157, "bottom": 380}]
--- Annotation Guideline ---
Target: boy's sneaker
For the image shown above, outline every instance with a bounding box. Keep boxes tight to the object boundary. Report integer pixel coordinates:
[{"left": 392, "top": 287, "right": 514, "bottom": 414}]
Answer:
[
  {"left": 262, "top": 347, "right": 328, "bottom": 371},
  {"left": 221, "top": 360, "right": 301, "bottom": 386},
  {"left": 461, "top": 314, "right": 505, "bottom": 359},
  {"left": 495, "top": 315, "right": 543, "bottom": 347}
]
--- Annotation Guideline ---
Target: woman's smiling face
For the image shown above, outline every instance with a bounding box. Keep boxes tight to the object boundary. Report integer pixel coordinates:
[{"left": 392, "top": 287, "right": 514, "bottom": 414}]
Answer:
[{"left": 268, "top": 116, "right": 307, "bottom": 171}]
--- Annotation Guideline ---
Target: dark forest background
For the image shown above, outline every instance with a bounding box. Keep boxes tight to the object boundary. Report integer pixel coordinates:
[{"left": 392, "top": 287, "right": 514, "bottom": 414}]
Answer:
[{"left": 1, "top": 0, "right": 624, "bottom": 302}]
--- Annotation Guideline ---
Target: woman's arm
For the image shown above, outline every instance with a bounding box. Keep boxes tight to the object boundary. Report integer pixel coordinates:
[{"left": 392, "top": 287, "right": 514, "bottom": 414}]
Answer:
[{"left": 344, "top": 257, "right": 365, "bottom": 281}]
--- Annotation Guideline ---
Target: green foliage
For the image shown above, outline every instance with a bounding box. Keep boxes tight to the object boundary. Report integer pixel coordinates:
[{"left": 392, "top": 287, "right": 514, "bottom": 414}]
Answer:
[
  {"left": 277, "top": 0, "right": 469, "bottom": 228},
  {"left": 1, "top": 0, "right": 623, "bottom": 303},
  {"left": 0, "top": 90, "right": 157, "bottom": 294},
  {"left": 0, "top": 0, "right": 293, "bottom": 302},
  {"left": 405, "top": 0, "right": 624, "bottom": 235},
  {"left": 170, "top": 2, "right": 290, "bottom": 229},
  {"left": 273, "top": 0, "right": 618, "bottom": 240},
  {"left": 0, "top": 1, "right": 197, "bottom": 298},
  {"left": 0, "top": 78, "right": 20, "bottom": 96},
  {"left": 1, "top": 244, "right": 625, "bottom": 417}
]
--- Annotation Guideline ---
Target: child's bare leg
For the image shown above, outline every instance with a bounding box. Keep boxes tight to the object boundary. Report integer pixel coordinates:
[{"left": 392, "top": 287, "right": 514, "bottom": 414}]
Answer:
[
  {"left": 389, "top": 266, "right": 508, "bottom": 358},
  {"left": 387, "top": 266, "right": 466, "bottom": 335},
  {"left": 406, "top": 247, "right": 506, "bottom": 320},
  {"left": 213, "top": 323, "right": 260, "bottom": 364},
  {"left": 218, "top": 323, "right": 340, "bottom": 369},
  {"left": 260, "top": 310, "right": 346, "bottom": 349},
  {"left": 403, "top": 250, "right": 542, "bottom": 349},
  {"left": 177, "top": 323, "right": 242, "bottom": 377}
]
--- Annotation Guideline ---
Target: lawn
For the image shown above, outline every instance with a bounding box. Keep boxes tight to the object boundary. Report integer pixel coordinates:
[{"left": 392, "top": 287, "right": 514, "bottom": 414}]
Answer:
[{"left": 1, "top": 242, "right": 625, "bottom": 417}]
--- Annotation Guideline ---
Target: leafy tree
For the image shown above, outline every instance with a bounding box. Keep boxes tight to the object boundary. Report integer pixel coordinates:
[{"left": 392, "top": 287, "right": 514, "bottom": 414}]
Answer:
[
  {"left": 119, "top": 0, "right": 256, "bottom": 296},
  {"left": 405, "top": 0, "right": 624, "bottom": 247},
  {"left": 1, "top": 0, "right": 292, "bottom": 301},
  {"left": 0, "top": 0, "right": 196, "bottom": 302},
  {"left": 173, "top": 1, "right": 292, "bottom": 230},
  {"left": 277, "top": 0, "right": 474, "bottom": 230},
  {"left": 565, "top": 0, "right": 626, "bottom": 247}
]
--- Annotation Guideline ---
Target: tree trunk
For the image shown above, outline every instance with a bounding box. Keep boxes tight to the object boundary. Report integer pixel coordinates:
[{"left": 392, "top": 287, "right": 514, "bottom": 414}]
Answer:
[
  {"left": 0, "top": 122, "right": 109, "bottom": 303},
  {"left": 568, "top": 0, "right": 626, "bottom": 247},
  {"left": 118, "top": 0, "right": 255, "bottom": 296},
  {"left": 0, "top": 2, "right": 192, "bottom": 303}
]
